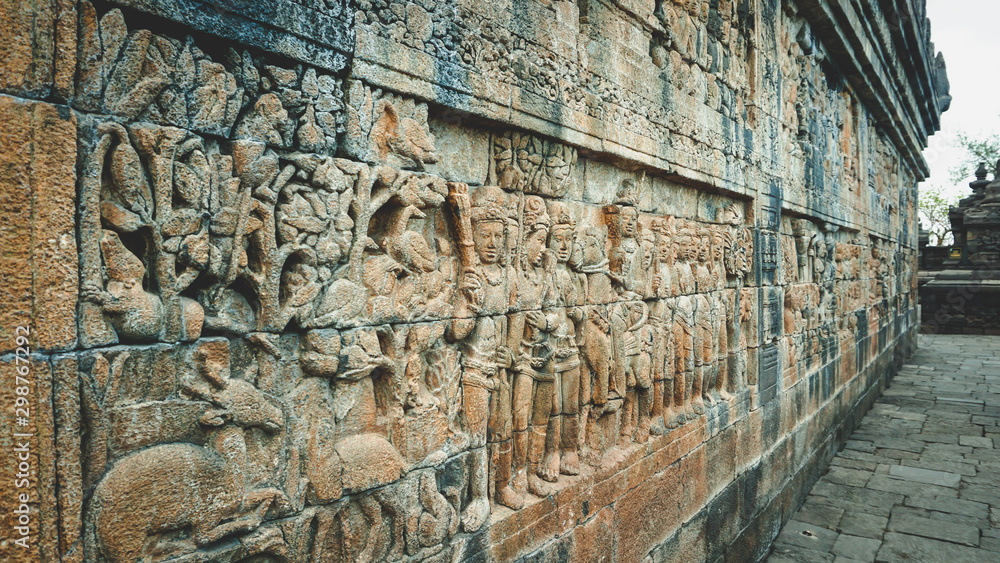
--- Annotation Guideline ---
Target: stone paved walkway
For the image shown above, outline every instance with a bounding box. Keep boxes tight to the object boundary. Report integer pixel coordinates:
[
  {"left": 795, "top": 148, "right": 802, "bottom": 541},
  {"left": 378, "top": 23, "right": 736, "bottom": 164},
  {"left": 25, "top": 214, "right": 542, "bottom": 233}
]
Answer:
[{"left": 766, "top": 334, "right": 1000, "bottom": 562}]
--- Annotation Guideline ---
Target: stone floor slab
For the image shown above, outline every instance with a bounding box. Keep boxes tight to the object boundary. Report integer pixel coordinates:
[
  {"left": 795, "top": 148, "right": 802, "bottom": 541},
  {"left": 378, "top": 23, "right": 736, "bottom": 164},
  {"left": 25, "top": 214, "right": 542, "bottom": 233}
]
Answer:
[
  {"left": 959, "top": 435, "right": 993, "bottom": 448},
  {"left": 887, "top": 465, "right": 962, "bottom": 488},
  {"left": 826, "top": 466, "right": 876, "bottom": 488},
  {"left": 795, "top": 501, "right": 846, "bottom": 528},
  {"left": 775, "top": 519, "right": 839, "bottom": 553},
  {"left": 838, "top": 512, "right": 889, "bottom": 540},
  {"left": 769, "top": 542, "right": 836, "bottom": 562},
  {"left": 866, "top": 475, "right": 958, "bottom": 498},
  {"left": 903, "top": 496, "right": 990, "bottom": 519},
  {"left": 767, "top": 336, "right": 1000, "bottom": 562},
  {"left": 831, "top": 535, "right": 881, "bottom": 562},
  {"left": 876, "top": 532, "right": 987, "bottom": 562}
]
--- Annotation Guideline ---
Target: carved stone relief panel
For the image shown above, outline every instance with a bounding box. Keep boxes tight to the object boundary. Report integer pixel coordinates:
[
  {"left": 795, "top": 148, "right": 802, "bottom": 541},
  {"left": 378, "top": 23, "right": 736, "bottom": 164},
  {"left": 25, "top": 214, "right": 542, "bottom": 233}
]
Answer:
[
  {"left": 16, "top": 1, "right": 930, "bottom": 561},
  {"left": 72, "top": 74, "right": 765, "bottom": 557}
]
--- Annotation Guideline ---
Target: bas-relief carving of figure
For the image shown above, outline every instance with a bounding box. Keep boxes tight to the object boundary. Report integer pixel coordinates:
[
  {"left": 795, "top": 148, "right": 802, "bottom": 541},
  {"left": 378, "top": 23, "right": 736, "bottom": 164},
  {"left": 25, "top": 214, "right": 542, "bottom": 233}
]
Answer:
[
  {"left": 510, "top": 196, "right": 557, "bottom": 497},
  {"left": 63, "top": 5, "right": 917, "bottom": 555},
  {"left": 693, "top": 290, "right": 715, "bottom": 408},
  {"left": 284, "top": 324, "right": 457, "bottom": 562},
  {"left": 723, "top": 290, "right": 746, "bottom": 392},
  {"left": 491, "top": 132, "right": 578, "bottom": 198},
  {"left": 706, "top": 227, "right": 732, "bottom": 403},
  {"left": 672, "top": 220, "right": 699, "bottom": 416},
  {"left": 345, "top": 81, "right": 439, "bottom": 170},
  {"left": 710, "top": 225, "right": 728, "bottom": 291},
  {"left": 651, "top": 217, "right": 677, "bottom": 300},
  {"left": 620, "top": 296, "right": 654, "bottom": 444},
  {"left": 85, "top": 342, "right": 287, "bottom": 563},
  {"left": 694, "top": 225, "right": 714, "bottom": 293},
  {"left": 811, "top": 230, "right": 829, "bottom": 284},
  {"left": 445, "top": 184, "right": 518, "bottom": 527},
  {"left": 649, "top": 218, "right": 681, "bottom": 434},
  {"left": 542, "top": 203, "right": 584, "bottom": 479},
  {"left": 606, "top": 179, "right": 644, "bottom": 296},
  {"left": 84, "top": 230, "right": 165, "bottom": 342},
  {"left": 674, "top": 219, "right": 697, "bottom": 296},
  {"left": 571, "top": 226, "right": 619, "bottom": 417},
  {"left": 641, "top": 226, "right": 658, "bottom": 299},
  {"left": 287, "top": 330, "right": 343, "bottom": 508},
  {"left": 81, "top": 123, "right": 210, "bottom": 345}
]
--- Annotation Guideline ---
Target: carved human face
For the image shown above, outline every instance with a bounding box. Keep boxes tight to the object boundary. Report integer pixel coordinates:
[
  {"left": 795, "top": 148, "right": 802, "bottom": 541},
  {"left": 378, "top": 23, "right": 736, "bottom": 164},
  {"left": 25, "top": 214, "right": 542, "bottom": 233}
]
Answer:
[
  {"left": 621, "top": 207, "right": 638, "bottom": 238},
  {"left": 674, "top": 233, "right": 687, "bottom": 262},
  {"left": 549, "top": 227, "right": 573, "bottom": 263},
  {"left": 642, "top": 232, "right": 656, "bottom": 266},
  {"left": 473, "top": 220, "right": 504, "bottom": 264},
  {"left": 656, "top": 234, "right": 673, "bottom": 262},
  {"left": 684, "top": 230, "right": 697, "bottom": 261},
  {"left": 525, "top": 228, "right": 548, "bottom": 268},
  {"left": 698, "top": 234, "right": 710, "bottom": 262},
  {"left": 579, "top": 232, "right": 604, "bottom": 265},
  {"left": 712, "top": 231, "right": 725, "bottom": 262}
]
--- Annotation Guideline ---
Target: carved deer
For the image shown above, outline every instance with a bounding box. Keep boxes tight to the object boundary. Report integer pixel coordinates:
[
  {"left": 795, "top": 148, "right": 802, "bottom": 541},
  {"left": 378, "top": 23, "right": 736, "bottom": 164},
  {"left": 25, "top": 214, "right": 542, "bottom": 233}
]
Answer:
[{"left": 85, "top": 350, "right": 288, "bottom": 562}]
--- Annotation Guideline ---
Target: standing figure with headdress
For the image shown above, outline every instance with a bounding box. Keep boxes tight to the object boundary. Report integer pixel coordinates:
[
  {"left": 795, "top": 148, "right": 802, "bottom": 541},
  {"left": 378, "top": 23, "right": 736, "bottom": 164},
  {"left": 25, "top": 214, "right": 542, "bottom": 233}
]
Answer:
[
  {"left": 571, "top": 225, "right": 618, "bottom": 419},
  {"left": 603, "top": 181, "right": 641, "bottom": 407},
  {"left": 606, "top": 179, "right": 644, "bottom": 295},
  {"left": 619, "top": 294, "right": 654, "bottom": 443},
  {"left": 641, "top": 226, "right": 657, "bottom": 299},
  {"left": 511, "top": 196, "right": 558, "bottom": 497},
  {"left": 673, "top": 219, "right": 700, "bottom": 416},
  {"left": 649, "top": 217, "right": 681, "bottom": 433},
  {"left": 541, "top": 202, "right": 585, "bottom": 479},
  {"left": 445, "top": 184, "right": 521, "bottom": 529},
  {"left": 694, "top": 225, "right": 718, "bottom": 407}
]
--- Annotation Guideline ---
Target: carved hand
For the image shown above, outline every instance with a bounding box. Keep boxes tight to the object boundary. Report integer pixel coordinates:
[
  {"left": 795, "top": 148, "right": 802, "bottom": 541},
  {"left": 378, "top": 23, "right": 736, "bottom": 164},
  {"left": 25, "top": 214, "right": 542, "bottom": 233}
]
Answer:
[
  {"left": 460, "top": 271, "right": 484, "bottom": 309},
  {"left": 81, "top": 281, "right": 111, "bottom": 306},
  {"left": 495, "top": 346, "right": 514, "bottom": 368},
  {"left": 525, "top": 310, "right": 548, "bottom": 331}
]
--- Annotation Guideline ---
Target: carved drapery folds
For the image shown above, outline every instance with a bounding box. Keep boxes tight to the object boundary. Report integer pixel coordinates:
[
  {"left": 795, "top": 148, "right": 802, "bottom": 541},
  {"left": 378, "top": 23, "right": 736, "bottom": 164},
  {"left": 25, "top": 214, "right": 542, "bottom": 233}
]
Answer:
[
  {"left": 53, "top": 2, "right": 926, "bottom": 562},
  {"left": 75, "top": 41, "right": 759, "bottom": 554}
]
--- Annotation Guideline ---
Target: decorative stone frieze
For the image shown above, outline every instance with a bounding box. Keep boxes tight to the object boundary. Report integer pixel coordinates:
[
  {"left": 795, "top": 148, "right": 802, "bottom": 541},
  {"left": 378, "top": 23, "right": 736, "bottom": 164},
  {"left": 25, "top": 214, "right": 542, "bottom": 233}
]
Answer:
[{"left": 0, "top": 0, "right": 945, "bottom": 561}]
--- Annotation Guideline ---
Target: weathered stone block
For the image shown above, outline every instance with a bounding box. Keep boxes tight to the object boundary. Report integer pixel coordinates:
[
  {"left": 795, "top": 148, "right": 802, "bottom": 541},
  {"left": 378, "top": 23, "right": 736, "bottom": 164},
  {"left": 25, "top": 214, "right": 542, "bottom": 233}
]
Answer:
[
  {"left": 1, "top": 0, "right": 946, "bottom": 560},
  {"left": 0, "top": 354, "right": 57, "bottom": 562},
  {"left": 0, "top": 95, "right": 78, "bottom": 353}
]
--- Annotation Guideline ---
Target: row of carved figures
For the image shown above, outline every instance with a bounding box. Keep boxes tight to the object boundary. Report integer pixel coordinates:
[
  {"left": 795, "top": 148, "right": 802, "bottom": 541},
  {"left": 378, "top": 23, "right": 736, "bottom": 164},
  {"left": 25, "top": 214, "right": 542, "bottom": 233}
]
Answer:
[
  {"left": 80, "top": 119, "right": 754, "bottom": 344},
  {"left": 437, "top": 182, "right": 754, "bottom": 531},
  {"left": 81, "top": 181, "right": 756, "bottom": 563}
]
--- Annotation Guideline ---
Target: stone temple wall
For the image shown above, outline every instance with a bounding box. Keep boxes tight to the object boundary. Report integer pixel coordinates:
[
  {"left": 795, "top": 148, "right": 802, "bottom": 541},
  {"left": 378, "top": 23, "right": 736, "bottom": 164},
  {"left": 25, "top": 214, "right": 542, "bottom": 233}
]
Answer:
[{"left": 0, "top": 0, "right": 946, "bottom": 561}]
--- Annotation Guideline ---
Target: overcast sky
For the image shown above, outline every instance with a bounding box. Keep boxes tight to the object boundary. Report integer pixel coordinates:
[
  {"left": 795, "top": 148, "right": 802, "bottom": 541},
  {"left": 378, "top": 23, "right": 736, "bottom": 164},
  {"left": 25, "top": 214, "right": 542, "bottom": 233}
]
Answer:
[{"left": 921, "top": 0, "right": 1000, "bottom": 198}]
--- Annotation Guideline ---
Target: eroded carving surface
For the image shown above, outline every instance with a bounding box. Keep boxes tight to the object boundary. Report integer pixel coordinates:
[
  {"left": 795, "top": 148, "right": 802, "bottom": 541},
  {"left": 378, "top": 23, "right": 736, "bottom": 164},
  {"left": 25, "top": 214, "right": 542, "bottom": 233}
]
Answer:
[{"left": 7, "top": 0, "right": 933, "bottom": 561}]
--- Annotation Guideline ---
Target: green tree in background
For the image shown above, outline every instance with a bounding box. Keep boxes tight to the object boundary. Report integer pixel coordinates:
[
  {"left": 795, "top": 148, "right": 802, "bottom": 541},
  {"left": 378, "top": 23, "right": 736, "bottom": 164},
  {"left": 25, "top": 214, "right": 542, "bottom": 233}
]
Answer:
[
  {"left": 949, "top": 130, "right": 1000, "bottom": 185},
  {"left": 920, "top": 129, "right": 1000, "bottom": 246},
  {"left": 918, "top": 185, "right": 959, "bottom": 246}
]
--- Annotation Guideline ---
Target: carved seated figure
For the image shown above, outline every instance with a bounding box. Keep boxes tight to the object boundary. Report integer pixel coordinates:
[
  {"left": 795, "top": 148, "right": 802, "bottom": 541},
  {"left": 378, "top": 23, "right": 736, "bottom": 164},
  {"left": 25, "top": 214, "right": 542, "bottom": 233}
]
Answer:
[{"left": 83, "top": 229, "right": 204, "bottom": 342}]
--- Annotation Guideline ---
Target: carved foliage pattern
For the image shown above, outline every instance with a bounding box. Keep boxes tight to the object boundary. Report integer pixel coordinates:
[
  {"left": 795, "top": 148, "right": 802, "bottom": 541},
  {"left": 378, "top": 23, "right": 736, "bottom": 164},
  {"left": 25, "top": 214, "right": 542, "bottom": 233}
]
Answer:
[{"left": 66, "top": 3, "right": 916, "bottom": 563}]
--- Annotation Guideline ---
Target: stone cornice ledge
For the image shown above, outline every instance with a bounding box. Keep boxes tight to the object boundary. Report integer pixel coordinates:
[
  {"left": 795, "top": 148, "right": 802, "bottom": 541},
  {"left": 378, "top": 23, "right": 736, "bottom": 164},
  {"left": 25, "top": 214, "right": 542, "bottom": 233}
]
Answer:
[{"left": 794, "top": 0, "right": 944, "bottom": 181}]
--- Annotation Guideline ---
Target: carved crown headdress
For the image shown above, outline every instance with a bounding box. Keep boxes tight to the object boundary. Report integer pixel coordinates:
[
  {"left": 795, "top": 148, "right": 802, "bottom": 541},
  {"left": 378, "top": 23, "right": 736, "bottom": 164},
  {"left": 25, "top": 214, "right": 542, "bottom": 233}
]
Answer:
[
  {"left": 470, "top": 185, "right": 507, "bottom": 224},
  {"left": 549, "top": 202, "right": 576, "bottom": 232},
  {"left": 523, "top": 195, "right": 551, "bottom": 232},
  {"left": 615, "top": 178, "right": 640, "bottom": 208}
]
